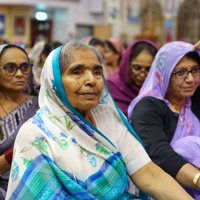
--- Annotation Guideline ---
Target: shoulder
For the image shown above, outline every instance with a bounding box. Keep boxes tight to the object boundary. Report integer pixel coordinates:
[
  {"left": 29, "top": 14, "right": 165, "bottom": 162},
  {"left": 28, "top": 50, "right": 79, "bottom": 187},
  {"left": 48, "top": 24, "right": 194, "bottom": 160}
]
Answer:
[
  {"left": 131, "top": 96, "right": 174, "bottom": 125},
  {"left": 133, "top": 96, "right": 168, "bottom": 112},
  {"left": 192, "top": 86, "right": 200, "bottom": 120},
  {"left": 15, "top": 115, "right": 41, "bottom": 142}
]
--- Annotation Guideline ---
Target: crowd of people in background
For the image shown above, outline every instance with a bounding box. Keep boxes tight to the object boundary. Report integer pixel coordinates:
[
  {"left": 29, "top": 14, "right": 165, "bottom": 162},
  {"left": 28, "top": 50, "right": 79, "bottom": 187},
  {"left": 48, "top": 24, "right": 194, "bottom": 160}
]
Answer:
[{"left": 0, "top": 35, "right": 200, "bottom": 200}]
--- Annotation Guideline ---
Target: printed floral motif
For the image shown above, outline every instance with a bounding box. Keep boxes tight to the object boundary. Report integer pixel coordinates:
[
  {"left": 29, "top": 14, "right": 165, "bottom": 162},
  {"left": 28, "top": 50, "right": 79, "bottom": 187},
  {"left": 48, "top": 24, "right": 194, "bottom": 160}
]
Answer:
[
  {"left": 80, "top": 146, "right": 97, "bottom": 167},
  {"left": 155, "top": 69, "right": 163, "bottom": 87},
  {"left": 45, "top": 89, "right": 51, "bottom": 98},
  {"left": 23, "top": 158, "right": 34, "bottom": 169},
  {"left": 32, "top": 115, "right": 56, "bottom": 141},
  {"left": 187, "top": 119, "right": 192, "bottom": 135},
  {"left": 11, "top": 161, "right": 19, "bottom": 182},
  {"left": 63, "top": 116, "right": 76, "bottom": 130},
  {"left": 32, "top": 137, "right": 49, "bottom": 156},
  {"left": 96, "top": 143, "right": 112, "bottom": 155},
  {"left": 58, "top": 139, "right": 69, "bottom": 150},
  {"left": 66, "top": 112, "right": 95, "bottom": 136},
  {"left": 60, "top": 132, "right": 68, "bottom": 139}
]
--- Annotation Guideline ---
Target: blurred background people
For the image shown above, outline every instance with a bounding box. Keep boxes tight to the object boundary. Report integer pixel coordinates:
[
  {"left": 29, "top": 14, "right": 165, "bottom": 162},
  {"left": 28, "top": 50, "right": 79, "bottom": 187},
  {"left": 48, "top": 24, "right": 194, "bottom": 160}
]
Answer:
[
  {"left": 0, "top": 44, "right": 39, "bottom": 199},
  {"left": 107, "top": 40, "right": 158, "bottom": 117},
  {"left": 104, "top": 38, "right": 125, "bottom": 78},
  {"left": 128, "top": 41, "right": 200, "bottom": 199},
  {"left": 28, "top": 41, "right": 51, "bottom": 85},
  {"left": 29, "top": 41, "right": 62, "bottom": 85},
  {"left": 82, "top": 36, "right": 105, "bottom": 59}
]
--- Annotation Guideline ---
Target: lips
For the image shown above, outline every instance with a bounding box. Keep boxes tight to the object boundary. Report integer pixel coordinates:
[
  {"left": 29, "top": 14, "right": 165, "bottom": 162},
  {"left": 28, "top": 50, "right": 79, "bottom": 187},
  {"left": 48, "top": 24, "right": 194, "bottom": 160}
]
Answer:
[
  {"left": 14, "top": 81, "right": 26, "bottom": 85},
  {"left": 78, "top": 91, "right": 99, "bottom": 98},
  {"left": 184, "top": 87, "right": 195, "bottom": 92},
  {"left": 80, "top": 92, "right": 98, "bottom": 96}
]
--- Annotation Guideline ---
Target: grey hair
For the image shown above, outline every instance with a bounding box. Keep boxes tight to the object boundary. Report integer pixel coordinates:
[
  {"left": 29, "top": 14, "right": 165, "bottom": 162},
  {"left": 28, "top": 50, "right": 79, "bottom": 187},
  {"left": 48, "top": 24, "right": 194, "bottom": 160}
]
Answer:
[{"left": 59, "top": 39, "right": 103, "bottom": 74}]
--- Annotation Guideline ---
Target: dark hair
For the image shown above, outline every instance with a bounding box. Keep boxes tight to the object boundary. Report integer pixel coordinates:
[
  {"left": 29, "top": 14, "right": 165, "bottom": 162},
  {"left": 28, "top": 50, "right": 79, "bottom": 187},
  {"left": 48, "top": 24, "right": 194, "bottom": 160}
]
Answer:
[
  {"left": 185, "top": 51, "right": 200, "bottom": 65},
  {"left": 89, "top": 37, "right": 104, "bottom": 48},
  {"left": 41, "top": 43, "right": 52, "bottom": 56},
  {"left": 0, "top": 44, "right": 30, "bottom": 63},
  {"left": 129, "top": 42, "right": 158, "bottom": 63},
  {"left": 51, "top": 41, "right": 63, "bottom": 50},
  {"left": 105, "top": 40, "right": 118, "bottom": 54}
]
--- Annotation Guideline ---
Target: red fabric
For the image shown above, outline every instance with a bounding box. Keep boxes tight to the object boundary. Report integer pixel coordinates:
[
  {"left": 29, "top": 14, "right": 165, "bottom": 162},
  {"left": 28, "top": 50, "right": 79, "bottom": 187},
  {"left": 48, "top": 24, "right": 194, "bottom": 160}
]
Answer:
[{"left": 4, "top": 147, "right": 13, "bottom": 165}]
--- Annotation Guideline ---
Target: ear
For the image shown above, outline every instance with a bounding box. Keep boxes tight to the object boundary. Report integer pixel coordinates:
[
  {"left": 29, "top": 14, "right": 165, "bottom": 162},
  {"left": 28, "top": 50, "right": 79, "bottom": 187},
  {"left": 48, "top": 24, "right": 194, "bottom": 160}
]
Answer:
[{"left": 41, "top": 53, "right": 47, "bottom": 63}]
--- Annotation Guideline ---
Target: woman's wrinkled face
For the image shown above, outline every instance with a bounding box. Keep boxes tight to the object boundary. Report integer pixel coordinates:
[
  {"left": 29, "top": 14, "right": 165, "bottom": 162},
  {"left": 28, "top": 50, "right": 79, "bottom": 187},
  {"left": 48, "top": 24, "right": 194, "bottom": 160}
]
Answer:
[
  {"left": 129, "top": 50, "right": 154, "bottom": 88},
  {"left": 104, "top": 43, "right": 119, "bottom": 65},
  {"left": 166, "top": 56, "right": 199, "bottom": 101},
  {"left": 61, "top": 48, "right": 104, "bottom": 116},
  {"left": 0, "top": 48, "right": 30, "bottom": 92}
]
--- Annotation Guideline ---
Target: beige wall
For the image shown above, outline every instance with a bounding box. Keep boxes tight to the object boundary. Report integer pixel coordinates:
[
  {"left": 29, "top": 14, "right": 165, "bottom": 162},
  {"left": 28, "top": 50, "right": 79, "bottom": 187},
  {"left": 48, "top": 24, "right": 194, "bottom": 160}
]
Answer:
[{"left": 0, "top": 5, "right": 31, "bottom": 45}]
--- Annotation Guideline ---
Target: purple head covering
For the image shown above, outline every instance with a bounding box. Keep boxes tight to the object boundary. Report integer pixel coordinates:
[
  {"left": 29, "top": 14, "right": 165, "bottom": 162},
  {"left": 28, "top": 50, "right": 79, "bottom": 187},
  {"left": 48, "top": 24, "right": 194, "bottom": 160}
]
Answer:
[
  {"left": 128, "top": 41, "right": 200, "bottom": 178},
  {"left": 106, "top": 40, "right": 158, "bottom": 117}
]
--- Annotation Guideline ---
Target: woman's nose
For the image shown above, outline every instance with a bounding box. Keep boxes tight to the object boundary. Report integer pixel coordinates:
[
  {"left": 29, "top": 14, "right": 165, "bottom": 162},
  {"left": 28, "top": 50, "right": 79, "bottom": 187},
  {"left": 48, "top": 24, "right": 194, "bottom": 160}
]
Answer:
[
  {"left": 185, "top": 72, "right": 195, "bottom": 81},
  {"left": 15, "top": 68, "right": 24, "bottom": 76},
  {"left": 84, "top": 70, "right": 95, "bottom": 85}
]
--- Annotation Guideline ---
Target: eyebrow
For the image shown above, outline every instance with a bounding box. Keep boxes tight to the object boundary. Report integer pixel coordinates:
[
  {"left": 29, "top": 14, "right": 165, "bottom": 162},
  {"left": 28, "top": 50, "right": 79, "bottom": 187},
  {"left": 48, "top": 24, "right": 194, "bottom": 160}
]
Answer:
[
  {"left": 3, "top": 62, "right": 29, "bottom": 66},
  {"left": 69, "top": 64, "right": 103, "bottom": 71},
  {"left": 175, "top": 65, "right": 199, "bottom": 70}
]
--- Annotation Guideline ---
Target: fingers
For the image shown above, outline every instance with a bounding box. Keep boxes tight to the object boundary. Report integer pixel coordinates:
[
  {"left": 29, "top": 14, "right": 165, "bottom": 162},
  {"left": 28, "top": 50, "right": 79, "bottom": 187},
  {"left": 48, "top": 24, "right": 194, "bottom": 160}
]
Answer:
[{"left": 193, "top": 40, "right": 200, "bottom": 50}]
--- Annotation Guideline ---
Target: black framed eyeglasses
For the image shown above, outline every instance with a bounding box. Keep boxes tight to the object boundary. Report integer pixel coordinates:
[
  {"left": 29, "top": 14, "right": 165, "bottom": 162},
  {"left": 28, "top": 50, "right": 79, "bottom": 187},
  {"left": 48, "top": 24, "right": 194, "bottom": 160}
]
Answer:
[
  {"left": 172, "top": 66, "right": 200, "bottom": 79},
  {"left": 130, "top": 64, "right": 150, "bottom": 75},
  {"left": 0, "top": 63, "right": 33, "bottom": 76}
]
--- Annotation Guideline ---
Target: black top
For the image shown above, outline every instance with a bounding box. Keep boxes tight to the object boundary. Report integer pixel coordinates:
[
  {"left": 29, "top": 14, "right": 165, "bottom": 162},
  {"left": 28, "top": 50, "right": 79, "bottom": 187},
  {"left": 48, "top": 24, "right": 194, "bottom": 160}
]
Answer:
[{"left": 131, "top": 87, "right": 200, "bottom": 178}]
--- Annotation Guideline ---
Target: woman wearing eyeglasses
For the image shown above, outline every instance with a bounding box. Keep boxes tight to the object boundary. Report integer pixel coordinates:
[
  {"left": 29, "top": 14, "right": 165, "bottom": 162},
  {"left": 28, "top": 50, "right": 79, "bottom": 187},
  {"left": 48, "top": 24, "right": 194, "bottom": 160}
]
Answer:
[
  {"left": 128, "top": 41, "right": 200, "bottom": 199},
  {"left": 0, "top": 44, "right": 39, "bottom": 199},
  {"left": 106, "top": 40, "right": 158, "bottom": 117}
]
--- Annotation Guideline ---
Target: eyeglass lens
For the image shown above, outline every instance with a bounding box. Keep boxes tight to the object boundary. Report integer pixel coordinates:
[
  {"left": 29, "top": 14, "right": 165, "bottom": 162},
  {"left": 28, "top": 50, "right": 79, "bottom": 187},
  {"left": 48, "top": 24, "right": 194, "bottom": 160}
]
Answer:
[{"left": 4, "top": 64, "right": 31, "bottom": 75}]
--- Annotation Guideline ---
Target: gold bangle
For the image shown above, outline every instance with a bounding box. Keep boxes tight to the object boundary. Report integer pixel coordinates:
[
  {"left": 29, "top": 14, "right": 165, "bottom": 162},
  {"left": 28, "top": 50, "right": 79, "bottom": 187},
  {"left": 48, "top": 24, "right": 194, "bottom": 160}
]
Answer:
[{"left": 193, "top": 172, "right": 200, "bottom": 186}]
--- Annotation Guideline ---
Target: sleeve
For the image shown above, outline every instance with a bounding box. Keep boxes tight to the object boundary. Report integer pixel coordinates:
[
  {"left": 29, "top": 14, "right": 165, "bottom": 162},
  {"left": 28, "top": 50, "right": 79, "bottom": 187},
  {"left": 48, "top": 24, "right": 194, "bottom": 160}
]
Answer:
[
  {"left": 4, "top": 148, "right": 13, "bottom": 165},
  {"left": 131, "top": 97, "right": 187, "bottom": 178},
  {"left": 116, "top": 120, "right": 151, "bottom": 176}
]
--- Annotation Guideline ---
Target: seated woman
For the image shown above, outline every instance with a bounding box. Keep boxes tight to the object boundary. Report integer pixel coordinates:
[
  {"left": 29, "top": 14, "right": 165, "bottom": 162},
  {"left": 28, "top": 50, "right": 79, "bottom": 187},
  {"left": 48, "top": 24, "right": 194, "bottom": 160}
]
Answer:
[
  {"left": 0, "top": 44, "right": 39, "bottom": 199},
  {"left": 106, "top": 40, "right": 158, "bottom": 117},
  {"left": 104, "top": 38, "right": 125, "bottom": 77},
  {"left": 128, "top": 41, "right": 200, "bottom": 199},
  {"left": 6, "top": 40, "right": 193, "bottom": 200},
  {"left": 29, "top": 41, "right": 52, "bottom": 85}
]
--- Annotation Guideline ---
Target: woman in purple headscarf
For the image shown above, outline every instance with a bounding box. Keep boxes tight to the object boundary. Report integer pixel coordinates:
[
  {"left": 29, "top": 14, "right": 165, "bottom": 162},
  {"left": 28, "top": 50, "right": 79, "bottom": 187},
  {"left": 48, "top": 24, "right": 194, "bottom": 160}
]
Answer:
[
  {"left": 106, "top": 40, "right": 158, "bottom": 117},
  {"left": 128, "top": 41, "right": 200, "bottom": 199}
]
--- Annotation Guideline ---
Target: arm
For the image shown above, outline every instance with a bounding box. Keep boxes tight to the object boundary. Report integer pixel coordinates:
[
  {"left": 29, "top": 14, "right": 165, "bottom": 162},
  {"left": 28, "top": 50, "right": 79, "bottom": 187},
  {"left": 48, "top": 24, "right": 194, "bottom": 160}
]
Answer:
[
  {"left": 131, "top": 97, "right": 200, "bottom": 189},
  {"left": 0, "top": 154, "right": 11, "bottom": 175},
  {"left": 176, "top": 163, "right": 200, "bottom": 190},
  {"left": 193, "top": 40, "right": 200, "bottom": 50},
  {"left": 131, "top": 97, "right": 187, "bottom": 176},
  {"left": 131, "top": 161, "right": 194, "bottom": 200}
]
